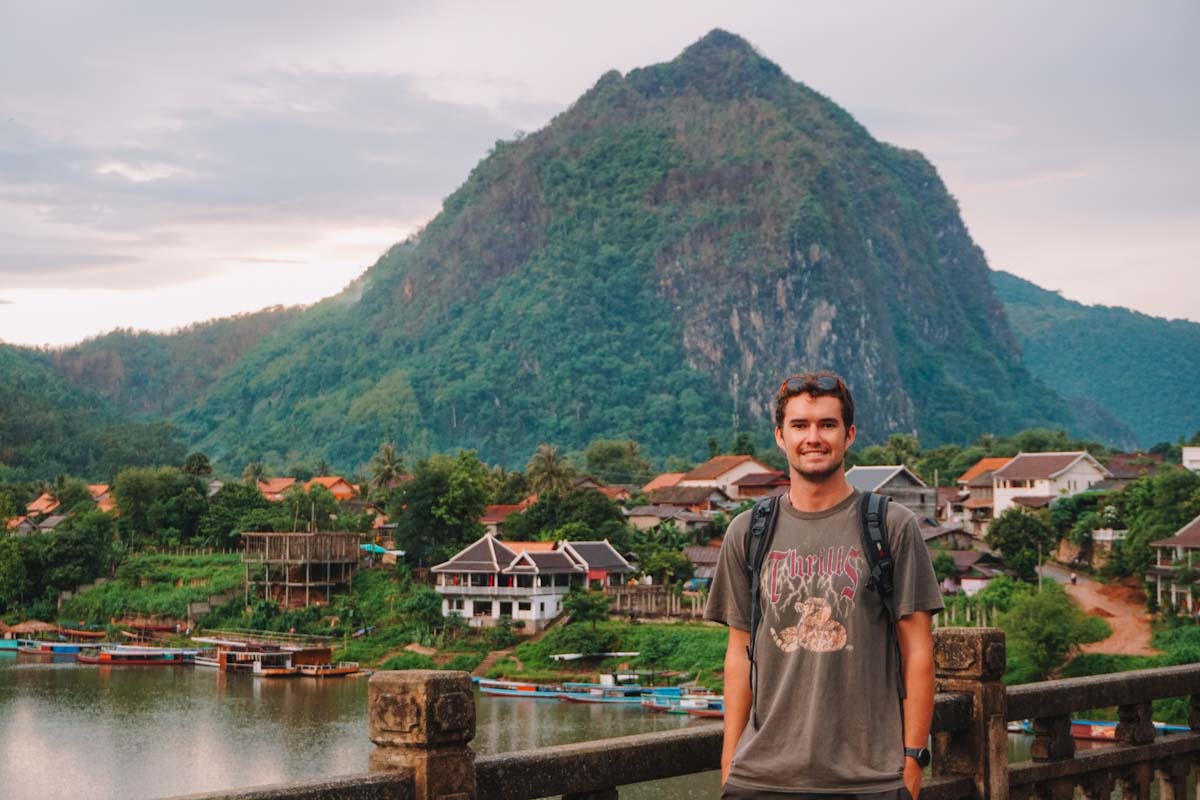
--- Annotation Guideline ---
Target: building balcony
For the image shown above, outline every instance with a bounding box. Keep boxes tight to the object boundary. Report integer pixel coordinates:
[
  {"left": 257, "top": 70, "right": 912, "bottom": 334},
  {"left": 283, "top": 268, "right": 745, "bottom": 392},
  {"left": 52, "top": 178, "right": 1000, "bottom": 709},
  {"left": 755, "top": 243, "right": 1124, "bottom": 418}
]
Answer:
[{"left": 434, "top": 584, "right": 573, "bottom": 597}]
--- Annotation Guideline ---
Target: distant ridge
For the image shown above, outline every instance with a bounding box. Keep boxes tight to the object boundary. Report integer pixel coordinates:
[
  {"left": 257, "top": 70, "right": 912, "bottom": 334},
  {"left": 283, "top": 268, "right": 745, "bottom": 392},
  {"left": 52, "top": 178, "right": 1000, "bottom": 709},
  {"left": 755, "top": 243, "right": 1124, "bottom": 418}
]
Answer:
[{"left": 993, "top": 270, "right": 1200, "bottom": 446}]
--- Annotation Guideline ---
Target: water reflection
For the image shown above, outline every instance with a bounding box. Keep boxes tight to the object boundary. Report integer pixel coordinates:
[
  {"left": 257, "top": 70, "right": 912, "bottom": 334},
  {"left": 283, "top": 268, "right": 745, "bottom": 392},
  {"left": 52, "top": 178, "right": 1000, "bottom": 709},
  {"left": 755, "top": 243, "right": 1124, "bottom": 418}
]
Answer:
[{"left": 0, "top": 656, "right": 1036, "bottom": 800}]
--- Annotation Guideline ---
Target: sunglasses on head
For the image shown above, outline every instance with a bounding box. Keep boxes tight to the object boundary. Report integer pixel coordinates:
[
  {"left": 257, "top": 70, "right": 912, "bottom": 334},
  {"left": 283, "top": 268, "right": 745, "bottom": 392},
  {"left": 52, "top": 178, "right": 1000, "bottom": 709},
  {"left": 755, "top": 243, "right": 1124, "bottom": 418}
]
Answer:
[{"left": 781, "top": 375, "right": 841, "bottom": 394}]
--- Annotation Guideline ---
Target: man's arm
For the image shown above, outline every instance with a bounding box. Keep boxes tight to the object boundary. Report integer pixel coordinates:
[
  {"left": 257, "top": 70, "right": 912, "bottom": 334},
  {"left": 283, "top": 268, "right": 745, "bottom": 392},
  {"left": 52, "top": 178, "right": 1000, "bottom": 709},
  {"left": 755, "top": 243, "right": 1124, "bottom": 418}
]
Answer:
[
  {"left": 897, "top": 611, "right": 934, "bottom": 799},
  {"left": 721, "top": 626, "right": 751, "bottom": 786}
]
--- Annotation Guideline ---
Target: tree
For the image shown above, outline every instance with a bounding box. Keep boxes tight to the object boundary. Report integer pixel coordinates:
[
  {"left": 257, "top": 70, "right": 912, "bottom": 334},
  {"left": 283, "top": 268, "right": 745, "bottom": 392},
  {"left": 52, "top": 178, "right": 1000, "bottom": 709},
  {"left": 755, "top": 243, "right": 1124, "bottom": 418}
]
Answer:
[
  {"left": 182, "top": 452, "right": 213, "bottom": 477},
  {"left": 997, "top": 582, "right": 1110, "bottom": 683},
  {"left": 731, "top": 432, "right": 757, "bottom": 457},
  {"left": 503, "top": 488, "right": 631, "bottom": 550},
  {"left": 931, "top": 550, "right": 956, "bottom": 584},
  {"left": 369, "top": 442, "right": 405, "bottom": 494},
  {"left": 242, "top": 461, "right": 266, "bottom": 486},
  {"left": 987, "top": 508, "right": 1058, "bottom": 582},
  {"left": 584, "top": 439, "right": 653, "bottom": 485},
  {"left": 314, "top": 458, "right": 331, "bottom": 477},
  {"left": 52, "top": 476, "right": 94, "bottom": 514},
  {"left": 526, "top": 444, "right": 575, "bottom": 496},
  {"left": 199, "top": 482, "right": 270, "bottom": 547},
  {"left": 389, "top": 451, "right": 489, "bottom": 565},
  {"left": 563, "top": 588, "right": 610, "bottom": 630},
  {"left": 486, "top": 465, "right": 529, "bottom": 504}
]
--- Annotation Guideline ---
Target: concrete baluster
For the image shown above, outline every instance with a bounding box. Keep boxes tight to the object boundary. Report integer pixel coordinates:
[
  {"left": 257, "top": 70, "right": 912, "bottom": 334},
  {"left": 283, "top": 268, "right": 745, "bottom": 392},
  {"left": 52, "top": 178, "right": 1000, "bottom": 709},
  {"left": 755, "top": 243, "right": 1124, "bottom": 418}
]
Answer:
[
  {"left": 369, "top": 670, "right": 476, "bottom": 800},
  {"left": 932, "top": 627, "right": 1009, "bottom": 800}
]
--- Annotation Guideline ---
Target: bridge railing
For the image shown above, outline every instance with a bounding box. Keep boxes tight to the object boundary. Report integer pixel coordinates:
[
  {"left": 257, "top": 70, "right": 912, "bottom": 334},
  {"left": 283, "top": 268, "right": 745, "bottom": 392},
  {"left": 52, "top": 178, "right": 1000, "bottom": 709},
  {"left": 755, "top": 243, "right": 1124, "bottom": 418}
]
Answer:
[{"left": 167, "top": 628, "right": 1200, "bottom": 800}]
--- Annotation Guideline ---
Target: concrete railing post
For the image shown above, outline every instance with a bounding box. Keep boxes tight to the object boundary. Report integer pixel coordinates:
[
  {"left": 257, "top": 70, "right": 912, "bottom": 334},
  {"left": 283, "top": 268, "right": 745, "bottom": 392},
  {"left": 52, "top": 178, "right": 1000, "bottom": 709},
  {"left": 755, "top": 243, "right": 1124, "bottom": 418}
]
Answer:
[
  {"left": 933, "top": 627, "right": 1008, "bottom": 800},
  {"left": 369, "top": 670, "right": 476, "bottom": 800}
]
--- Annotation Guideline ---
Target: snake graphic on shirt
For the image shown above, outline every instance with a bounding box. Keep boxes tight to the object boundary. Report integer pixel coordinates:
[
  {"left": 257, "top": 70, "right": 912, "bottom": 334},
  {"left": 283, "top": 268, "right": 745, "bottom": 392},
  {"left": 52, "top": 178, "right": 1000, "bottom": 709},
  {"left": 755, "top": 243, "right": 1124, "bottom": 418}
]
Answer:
[{"left": 763, "top": 544, "right": 862, "bottom": 654}]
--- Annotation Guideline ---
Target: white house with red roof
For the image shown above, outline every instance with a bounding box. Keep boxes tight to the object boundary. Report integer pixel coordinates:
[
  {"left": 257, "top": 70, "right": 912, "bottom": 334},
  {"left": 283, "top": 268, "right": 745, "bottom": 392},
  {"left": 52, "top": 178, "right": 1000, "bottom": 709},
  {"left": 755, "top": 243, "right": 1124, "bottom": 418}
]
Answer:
[
  {"left": 431, "top": 534, "right": 632, "bottom": 630},
  {"left": 257, "top": 477, "right": 298, "bottom": 502},
  {"left": 676, "top": 455, "right": 773, "bottom": 500},
  {"left": 991, "top": 452, "right": 1111, "bottom": 516},
  {"left": 1149, "top": 514, "right": 1200, "bottom": 613}
]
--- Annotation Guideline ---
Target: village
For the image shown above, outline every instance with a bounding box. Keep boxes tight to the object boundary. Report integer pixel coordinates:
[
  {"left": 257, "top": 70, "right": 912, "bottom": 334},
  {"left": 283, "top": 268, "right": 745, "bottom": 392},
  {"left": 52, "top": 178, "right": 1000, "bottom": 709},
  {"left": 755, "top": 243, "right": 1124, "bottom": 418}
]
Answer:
[{"left": 5, "top": 440, "right": 1200, "bottom": 652}]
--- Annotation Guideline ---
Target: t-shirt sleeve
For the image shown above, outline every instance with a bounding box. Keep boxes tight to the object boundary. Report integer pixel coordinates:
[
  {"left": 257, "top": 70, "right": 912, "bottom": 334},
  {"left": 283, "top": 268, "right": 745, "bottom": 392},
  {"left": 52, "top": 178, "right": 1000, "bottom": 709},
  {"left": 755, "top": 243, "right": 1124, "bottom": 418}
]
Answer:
[
  {"left": 704, "top": 509, "right": 753, "bottom": 631},
  {"left": 887, "top": 505, "right": 945, "bottom": 619}
]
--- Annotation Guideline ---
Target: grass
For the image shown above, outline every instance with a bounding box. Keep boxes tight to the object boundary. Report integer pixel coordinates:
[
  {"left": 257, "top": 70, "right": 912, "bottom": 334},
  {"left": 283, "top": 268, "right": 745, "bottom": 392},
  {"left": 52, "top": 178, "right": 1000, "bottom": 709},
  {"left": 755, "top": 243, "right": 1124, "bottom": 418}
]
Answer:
[{"left": 59, "top": 553, "right": 244, "bottom": 623}]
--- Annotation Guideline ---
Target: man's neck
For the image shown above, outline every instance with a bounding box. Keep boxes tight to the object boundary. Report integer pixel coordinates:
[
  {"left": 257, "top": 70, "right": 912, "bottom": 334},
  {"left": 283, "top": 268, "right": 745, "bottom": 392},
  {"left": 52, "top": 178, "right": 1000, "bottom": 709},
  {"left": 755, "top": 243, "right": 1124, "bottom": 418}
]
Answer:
[{"left": 788, "top": 472, "right": 854, "bottom": 513}]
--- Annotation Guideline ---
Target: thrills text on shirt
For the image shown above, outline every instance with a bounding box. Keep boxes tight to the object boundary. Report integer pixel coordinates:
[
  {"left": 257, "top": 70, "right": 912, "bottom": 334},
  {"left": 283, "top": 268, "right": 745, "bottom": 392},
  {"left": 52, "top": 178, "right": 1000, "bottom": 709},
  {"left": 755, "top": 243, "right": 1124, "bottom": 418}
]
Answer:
[{"left": 765, "top": 546, "right": 861, "bottom": 603}]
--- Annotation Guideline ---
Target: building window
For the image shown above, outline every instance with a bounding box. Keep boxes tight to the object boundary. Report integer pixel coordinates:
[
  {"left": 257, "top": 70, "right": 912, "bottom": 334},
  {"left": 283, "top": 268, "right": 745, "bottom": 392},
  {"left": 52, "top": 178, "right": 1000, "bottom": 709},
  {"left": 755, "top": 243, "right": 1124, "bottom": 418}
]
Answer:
[
  {"left": 449, "top": 599, "right": 464, "bottom": 612},
  {"left": 518, "top": 602, "right": 531, "bottom": 611},
  {"left": 474, "top": 601, "right": 493, "bottom": 617},
  {"left": 555, "top": 573, "right": 570, "bottom": 586},
  {"left": 539, "top": 602, "right": 545, "bottom": 613}
]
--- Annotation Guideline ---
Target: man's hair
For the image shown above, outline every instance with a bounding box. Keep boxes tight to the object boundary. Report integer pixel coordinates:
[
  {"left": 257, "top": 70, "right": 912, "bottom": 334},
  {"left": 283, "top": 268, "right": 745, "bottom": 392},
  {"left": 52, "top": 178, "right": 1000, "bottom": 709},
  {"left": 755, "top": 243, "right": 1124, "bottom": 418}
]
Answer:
[{"left": 774, "top": 371, "right": 855, "bottom": 429}]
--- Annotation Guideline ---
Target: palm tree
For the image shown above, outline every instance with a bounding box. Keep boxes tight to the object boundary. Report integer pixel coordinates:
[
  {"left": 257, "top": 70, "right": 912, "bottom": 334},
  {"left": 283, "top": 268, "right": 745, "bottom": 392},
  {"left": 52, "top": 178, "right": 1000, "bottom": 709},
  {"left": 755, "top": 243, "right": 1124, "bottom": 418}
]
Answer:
[
  {"left": 242, "top": 461, "right": 266, "bottom": 486},
  {"left": 314, "top": 457, "right": 331, "bottom": 477},
  {"left": 369, "top": 443, "right": 405, "bottom": 492},
  {"left": 526, "top": 444, "right": 575, "bottom": 497}
]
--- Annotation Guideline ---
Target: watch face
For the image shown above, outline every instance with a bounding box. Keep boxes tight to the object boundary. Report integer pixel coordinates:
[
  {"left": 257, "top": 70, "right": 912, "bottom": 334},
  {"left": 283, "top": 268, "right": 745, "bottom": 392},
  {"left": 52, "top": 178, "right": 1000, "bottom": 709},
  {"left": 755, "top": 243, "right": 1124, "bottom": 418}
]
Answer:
[{"left": 907, "top": 747, "right": 931, "bottom": 767}]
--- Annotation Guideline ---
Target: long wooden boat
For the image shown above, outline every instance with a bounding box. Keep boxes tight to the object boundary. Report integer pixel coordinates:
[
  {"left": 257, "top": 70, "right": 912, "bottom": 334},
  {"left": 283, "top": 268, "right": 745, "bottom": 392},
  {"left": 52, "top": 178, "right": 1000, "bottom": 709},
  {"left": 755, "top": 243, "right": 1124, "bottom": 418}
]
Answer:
[
  {"left": 560, "top": 685, "right": 681, "bottom": 705},
  {"left": 479, "top": 678, "right": 563, "bottom": 698},
  {"left": 297, "top": 662, "right": 361, "bottom": 678},
  {"left": 59, "top": 627, "right": 107, "bottom": 640},
  {"left": 75, "top": 647, "right": 196, "bottom": 666},
  {"left": 681, "top": 695, "right": 724, "bottom": 718},
  {"left": 18, "top": 640, "right": 86, "bottom": 656},
  {"left": 1069, "top": 719, "right": 1190, "bottom": 741}
]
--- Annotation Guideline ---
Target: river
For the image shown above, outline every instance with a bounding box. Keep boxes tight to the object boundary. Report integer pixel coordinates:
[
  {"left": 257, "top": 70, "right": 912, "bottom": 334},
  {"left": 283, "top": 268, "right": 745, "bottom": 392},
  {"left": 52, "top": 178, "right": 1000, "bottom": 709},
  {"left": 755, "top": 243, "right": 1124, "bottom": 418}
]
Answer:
[{"left": 0, "top": 652, "right": 1035, "bottom": 800}]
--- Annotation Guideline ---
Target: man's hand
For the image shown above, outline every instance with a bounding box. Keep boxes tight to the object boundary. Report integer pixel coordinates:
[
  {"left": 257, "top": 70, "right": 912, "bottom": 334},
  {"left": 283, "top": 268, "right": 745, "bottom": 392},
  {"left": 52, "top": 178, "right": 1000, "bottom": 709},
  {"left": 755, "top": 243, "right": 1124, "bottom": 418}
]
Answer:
[{"left": 903, "top": 756, "right": 923, "bottom": 799}]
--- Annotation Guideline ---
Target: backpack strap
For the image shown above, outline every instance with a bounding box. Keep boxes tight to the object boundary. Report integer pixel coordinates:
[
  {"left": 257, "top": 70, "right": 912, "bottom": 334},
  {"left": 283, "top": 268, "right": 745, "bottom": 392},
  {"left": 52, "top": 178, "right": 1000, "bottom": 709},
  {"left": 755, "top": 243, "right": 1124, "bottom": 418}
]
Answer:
[
  {"left": 858, "top": 491, "right": 906, "bottom": 702},
  {"left": 743, "top": 494, "right": 780, "bottom": 729}
]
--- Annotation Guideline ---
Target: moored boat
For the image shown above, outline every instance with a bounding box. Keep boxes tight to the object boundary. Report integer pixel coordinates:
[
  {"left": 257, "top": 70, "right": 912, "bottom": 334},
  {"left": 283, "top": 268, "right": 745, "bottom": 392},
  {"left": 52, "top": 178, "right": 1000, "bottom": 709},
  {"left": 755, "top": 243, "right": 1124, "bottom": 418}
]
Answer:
[
  {"left": 18, "top": 640, "right": 86, "bottom": 656},
  {"left": 681, "top": 695, "right": 724, "bottom": 718},
  {"left": 478, "top": 678, "right": 562, "bottom": 698},
  {"left": 297, "top": 662, "right": 361, "bottom": 678},
  {"left": 75, "top": 646, "right": 197, "bottom": 666}
]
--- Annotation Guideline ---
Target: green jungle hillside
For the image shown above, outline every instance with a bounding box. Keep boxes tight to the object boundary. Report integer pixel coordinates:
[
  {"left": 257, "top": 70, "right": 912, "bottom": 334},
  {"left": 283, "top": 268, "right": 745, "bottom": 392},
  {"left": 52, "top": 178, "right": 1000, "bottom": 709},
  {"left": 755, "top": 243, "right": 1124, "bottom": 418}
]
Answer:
[
  {"left": 0, "top": 344, "right": 185, "bottom": 481},
  {"left": 167, "top": 30, "right": 1108, "bottom": 470},
  {"left": 993, "top": 271, "right": 1200, "bottom": 448},
  {"left": 10, "top": 30, "right": 1177, "bottom": 479}
]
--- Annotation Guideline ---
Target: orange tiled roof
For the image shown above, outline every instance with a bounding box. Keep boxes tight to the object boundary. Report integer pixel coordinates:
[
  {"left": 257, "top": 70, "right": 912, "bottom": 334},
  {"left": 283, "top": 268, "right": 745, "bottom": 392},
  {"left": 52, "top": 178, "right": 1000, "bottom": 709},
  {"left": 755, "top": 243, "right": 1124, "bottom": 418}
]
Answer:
[
  {"left": 97, "top": 497, "right": 118, "bottom": 513},
  {"left": 682, "top": 455, "right": 757, "bottom": 481},
  {"left": 599, "top": 486, "right": 630, "bottom": 500},
  {"left": 26, "top": 493, "right": 60, "bottom": 515},
  {"left": 504, "top": 541, "right": 557, "bottom": 553},
  {"left": 642, "top": 473, "right": 684, "bottom": 493},
  {"left": 305, "top": 476, "right": 356, "bottom": 497},
  {"left": 957, "top": 457, "right": 1013, "bottom": 485},
  {"left": 6, "top": 516, "right": 27, "bottom": 529},
  {"left": 87, "top": 483, "right": 110, "bottom": 498},
  {"left": 257, "top": 477, "right": 297, "bottom": 500},
  {"left": 482, "top": 504, "right": 526, "bottom": 525}
]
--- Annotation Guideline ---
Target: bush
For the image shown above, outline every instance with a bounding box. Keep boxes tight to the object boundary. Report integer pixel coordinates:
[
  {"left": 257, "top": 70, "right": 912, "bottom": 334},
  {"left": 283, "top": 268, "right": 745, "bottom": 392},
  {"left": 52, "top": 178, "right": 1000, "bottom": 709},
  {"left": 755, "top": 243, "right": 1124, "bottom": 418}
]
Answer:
[
  {"left": 381, "top": 652, "right": 436, "bottom": 670},
  {"left": 445, "top": 653, "right": 484, "bottom": 672}
]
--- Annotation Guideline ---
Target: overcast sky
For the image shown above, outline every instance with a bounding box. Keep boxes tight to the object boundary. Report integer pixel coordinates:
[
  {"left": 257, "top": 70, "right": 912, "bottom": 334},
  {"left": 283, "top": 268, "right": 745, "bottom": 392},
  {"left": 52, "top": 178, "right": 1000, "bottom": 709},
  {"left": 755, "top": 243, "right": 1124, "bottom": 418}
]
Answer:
[{"left": 1, "top": 1, "right": 1196, "bottom": 346}]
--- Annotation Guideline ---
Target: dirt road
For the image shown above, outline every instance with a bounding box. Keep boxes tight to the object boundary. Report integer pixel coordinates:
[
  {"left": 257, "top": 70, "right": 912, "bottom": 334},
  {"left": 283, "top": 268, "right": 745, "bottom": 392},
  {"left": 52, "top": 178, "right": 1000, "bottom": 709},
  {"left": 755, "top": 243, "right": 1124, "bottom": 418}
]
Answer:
[{"left": 1042, "top": 564, "right": 1158, "bottom": 657}]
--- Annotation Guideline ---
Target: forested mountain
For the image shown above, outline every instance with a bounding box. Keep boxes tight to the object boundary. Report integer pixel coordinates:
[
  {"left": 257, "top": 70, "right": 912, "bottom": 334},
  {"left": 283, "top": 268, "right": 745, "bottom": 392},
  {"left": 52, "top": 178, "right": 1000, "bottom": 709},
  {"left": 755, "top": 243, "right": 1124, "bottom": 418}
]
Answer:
[
  {"left": 14, "top": 31, "right": 1173, "bottom": 479},
  {"left": 993, "top": 271, "right": 1200, "bottom": 447},
  {"left": 51, "top": 305, "right": 302, "bottom": 417},
  {"left": 0, "top": 345, "right": 184, "bottom": 481},
  {"left": 171, "top": 30, "right": 1101, "bottom": 470}
]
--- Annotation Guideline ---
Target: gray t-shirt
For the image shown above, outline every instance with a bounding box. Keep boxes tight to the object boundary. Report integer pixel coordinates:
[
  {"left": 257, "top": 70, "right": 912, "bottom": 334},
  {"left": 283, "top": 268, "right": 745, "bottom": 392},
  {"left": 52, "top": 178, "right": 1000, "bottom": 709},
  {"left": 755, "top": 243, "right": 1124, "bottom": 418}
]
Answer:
[{"left": 705, "top": 490, "right": 944, "bottom": 794}]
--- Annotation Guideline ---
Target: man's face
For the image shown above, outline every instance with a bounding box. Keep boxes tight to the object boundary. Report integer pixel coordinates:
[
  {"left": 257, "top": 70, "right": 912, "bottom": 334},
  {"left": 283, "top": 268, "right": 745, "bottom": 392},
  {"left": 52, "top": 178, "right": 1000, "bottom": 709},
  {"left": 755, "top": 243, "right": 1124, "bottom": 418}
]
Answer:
[{"left": 774, "top": 393, "right": 856, "bottom": 483}]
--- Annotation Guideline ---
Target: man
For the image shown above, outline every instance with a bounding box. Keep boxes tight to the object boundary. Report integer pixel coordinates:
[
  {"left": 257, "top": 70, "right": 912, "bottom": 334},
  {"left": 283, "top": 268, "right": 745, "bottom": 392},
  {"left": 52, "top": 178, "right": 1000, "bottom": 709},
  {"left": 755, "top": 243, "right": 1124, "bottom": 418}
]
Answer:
[{"left": 705, "top": 372, "right": 943, "bottom": 799}]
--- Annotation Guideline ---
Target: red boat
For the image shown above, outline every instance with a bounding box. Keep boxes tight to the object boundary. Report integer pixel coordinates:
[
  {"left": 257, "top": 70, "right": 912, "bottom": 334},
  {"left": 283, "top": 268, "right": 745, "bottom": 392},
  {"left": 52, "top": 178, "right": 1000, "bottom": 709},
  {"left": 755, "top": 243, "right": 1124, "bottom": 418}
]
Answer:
[{"left": 75, "top": 647, "right": 196, "bottom": 666}]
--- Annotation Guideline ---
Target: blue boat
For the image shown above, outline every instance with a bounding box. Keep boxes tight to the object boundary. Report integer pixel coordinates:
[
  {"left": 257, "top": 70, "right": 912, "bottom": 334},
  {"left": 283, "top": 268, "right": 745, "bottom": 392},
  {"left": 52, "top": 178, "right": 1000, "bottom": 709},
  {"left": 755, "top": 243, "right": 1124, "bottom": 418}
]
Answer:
[
  {"left": 477, "top": 678, "right": 563, "bottom": 699},
  {"left": 18, "top": 640, "right": 86, "bottom": 656}
]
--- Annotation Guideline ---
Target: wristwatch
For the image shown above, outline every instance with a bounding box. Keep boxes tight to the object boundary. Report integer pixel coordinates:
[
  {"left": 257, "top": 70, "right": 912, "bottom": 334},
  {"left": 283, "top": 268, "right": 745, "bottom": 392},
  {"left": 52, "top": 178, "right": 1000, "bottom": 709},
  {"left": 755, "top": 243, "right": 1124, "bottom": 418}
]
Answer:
[{"left": 905, "top": 747, "right": 931, "bottom": 767}]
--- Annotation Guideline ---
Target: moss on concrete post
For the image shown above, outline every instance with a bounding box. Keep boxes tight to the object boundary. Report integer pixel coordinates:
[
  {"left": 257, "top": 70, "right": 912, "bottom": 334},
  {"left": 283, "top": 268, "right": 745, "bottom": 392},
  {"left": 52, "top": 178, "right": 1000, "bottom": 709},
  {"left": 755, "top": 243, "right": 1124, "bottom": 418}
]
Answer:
[
  {"left": 932, "top": 627, "right": 1008, "bottom": 800},
  {"left": 369, "top": 670, "right": 476, "bottom": 800}
]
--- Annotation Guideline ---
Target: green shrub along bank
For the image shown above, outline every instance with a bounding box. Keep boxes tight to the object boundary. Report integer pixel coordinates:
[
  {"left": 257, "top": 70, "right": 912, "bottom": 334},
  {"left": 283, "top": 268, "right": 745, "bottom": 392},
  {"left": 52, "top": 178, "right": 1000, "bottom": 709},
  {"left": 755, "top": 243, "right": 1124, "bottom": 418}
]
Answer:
[
  {"left": 59, "top": 553, "right": 244, "bottom": 623},
  {"left": 504, "top": 622, "right": 728, "bottom": 689}
]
